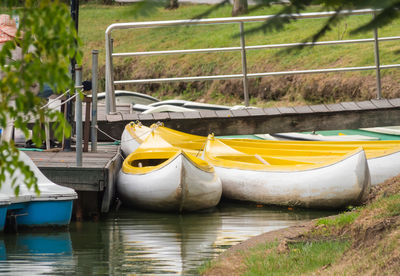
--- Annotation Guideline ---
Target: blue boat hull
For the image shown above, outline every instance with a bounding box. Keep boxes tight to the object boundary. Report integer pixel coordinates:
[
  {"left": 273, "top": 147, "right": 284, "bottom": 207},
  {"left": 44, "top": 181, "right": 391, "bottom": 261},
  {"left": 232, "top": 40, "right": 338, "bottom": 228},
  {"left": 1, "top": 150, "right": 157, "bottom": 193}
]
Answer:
[
  {"left": 0, "top": 206, "right": 7, "bottom": 231},
  {"left": 10, "top": 200, "right": 74, "bottom": 227}
]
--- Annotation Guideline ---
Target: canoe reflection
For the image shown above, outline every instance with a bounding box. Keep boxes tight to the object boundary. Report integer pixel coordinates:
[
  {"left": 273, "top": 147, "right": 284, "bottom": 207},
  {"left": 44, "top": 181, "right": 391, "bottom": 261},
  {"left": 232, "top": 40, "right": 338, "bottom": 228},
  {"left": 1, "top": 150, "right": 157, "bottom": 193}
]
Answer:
[{"left": 112, "top": 201, "right": 334, "bottom": 275}]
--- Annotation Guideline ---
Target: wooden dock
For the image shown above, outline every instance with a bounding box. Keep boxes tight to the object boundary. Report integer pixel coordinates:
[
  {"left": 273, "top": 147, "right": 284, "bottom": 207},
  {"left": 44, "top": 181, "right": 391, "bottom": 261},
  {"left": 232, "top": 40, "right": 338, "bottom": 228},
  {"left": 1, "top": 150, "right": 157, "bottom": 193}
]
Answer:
[{"left": 24, "top": 144, "right": 122, "bottom": 220}]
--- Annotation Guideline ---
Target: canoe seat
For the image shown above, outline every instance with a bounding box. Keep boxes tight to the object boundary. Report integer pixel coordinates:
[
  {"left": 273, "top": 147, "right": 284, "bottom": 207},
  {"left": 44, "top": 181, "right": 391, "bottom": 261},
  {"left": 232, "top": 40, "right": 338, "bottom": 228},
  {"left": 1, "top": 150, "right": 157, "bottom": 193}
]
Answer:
[{"left": 130, "top": 158, "right": 168, "bottom": 167}]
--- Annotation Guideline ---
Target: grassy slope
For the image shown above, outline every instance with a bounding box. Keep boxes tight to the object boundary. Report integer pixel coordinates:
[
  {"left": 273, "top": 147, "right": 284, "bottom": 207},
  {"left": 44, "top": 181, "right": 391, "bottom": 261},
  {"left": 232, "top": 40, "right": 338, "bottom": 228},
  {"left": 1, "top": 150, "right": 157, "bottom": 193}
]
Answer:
[
  {"left": 201, "top": 177, "right": 400, "bottom": 275},
  {"left": 79, "top": 3, "right": 400, "bottom": 105}
]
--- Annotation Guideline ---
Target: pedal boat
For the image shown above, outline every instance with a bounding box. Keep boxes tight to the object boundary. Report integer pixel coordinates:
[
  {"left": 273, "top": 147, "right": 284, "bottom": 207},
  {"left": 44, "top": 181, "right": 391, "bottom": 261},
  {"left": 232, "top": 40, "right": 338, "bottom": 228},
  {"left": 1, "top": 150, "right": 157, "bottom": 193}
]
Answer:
[
  {"left": 0, "top": 194, "right": 10, "bottom": 231},
  {"left": 0, "top": 151, "right": 77, "bottom": 228},
  {"left": 118, "top": 132, "right": 222, "bottom": 212}
]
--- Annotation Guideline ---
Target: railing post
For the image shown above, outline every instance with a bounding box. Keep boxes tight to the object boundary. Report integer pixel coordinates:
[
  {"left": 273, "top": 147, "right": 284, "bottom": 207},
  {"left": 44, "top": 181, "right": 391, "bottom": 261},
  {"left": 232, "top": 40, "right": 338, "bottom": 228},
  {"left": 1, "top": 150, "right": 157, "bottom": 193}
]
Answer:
[
  {"left": 105, "top": 35, "right": 116, "bottom": 114},
  {"left": 239, "top": 22, "right": 250, "bottom": 107},
  {"left": 75, "top": 65, "right": 83, "bottom": 167},
  {"left": 91, "top": 50, "right": 99, "bottom": 152},
  {"left": 373, "top": 12, "right": 382, "bottom": 99}
]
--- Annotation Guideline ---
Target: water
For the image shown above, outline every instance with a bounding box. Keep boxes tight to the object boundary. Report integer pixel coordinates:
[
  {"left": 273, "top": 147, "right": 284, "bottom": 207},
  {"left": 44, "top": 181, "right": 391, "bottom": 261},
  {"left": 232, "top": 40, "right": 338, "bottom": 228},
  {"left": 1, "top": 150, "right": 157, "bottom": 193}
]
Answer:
[{"left": 0, "top": 201, "right": 336, "bottom": 275}]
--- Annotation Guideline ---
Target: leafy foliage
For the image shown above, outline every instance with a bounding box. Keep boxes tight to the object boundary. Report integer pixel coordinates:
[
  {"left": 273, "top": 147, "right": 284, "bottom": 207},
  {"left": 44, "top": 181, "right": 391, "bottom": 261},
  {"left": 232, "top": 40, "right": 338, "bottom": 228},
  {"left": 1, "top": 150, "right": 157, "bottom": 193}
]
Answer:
[{"left": 0, "top": 0, "right": 80, "bottom": 194}]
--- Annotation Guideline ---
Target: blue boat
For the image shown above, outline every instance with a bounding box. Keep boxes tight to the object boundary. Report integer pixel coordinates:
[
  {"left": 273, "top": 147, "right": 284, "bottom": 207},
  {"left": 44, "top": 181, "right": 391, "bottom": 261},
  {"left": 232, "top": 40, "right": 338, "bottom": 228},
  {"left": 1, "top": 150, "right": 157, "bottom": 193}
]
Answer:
[
  {"left": 0, "top": 151, "right": 77, "bottom": 229},
  {"left": 0, "top": 194, "right": 10, "bottom": 232}
]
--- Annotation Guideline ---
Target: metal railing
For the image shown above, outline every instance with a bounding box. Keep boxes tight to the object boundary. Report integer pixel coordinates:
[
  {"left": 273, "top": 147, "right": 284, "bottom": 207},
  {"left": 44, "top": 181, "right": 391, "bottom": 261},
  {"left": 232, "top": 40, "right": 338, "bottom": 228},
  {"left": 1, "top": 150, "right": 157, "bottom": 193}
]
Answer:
[{"left": 105, "top": 8, "right": 400, "bottom": 113}]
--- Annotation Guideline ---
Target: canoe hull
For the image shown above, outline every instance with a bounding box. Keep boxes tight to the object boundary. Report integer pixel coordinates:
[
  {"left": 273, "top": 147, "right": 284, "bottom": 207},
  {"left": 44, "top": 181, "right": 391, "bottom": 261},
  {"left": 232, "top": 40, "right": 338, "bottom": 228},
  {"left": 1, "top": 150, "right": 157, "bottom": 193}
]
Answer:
[
  {"left": 121, "top": 127, "right": 141, "bottom": 156},
  {"left": 118, "top": 153, "right": 222, "bottom": 212},
  {"left": 121, "top": 124, "right": 151, "bottom": 156},
  {"left": 368, "top": 150, "right": 400, "bottom": 186},
  {"left": 215, "top": 149, "right": 370, "bottom": 208}
]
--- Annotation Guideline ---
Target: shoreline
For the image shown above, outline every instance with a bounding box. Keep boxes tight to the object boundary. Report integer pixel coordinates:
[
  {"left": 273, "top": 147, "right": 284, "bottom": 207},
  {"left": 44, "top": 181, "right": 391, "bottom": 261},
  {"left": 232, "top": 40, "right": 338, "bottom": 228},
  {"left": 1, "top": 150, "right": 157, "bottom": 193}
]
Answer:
[
  {"left": 202, "top": 175, "right": 400, "bottom": 275},
  {"left": 203, "top": 220, "right": 315, "bottom": 275}
]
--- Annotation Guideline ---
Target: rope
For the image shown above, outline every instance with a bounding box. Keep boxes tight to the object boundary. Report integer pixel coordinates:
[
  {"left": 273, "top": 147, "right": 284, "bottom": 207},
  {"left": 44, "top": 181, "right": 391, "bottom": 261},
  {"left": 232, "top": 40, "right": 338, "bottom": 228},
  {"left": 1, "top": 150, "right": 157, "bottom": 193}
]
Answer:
[
  {"left": 40, "top": 89, "right": 70, "bottom": 109},
  {"left": 196, "top": 137, "right": 209, "bottom": 158},
  {"left": 40, "top": 86, "right": 84, "bottom": 110},
  {"left": 95, "top": 125, "right": 120, "bottom": 142}
]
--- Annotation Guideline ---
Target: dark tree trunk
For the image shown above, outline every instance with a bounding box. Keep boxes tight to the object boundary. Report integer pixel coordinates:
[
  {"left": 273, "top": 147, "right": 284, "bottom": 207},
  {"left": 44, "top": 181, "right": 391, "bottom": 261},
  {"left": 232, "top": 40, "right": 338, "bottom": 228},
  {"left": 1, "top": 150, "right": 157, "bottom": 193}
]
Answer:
[
  {"left": 165, "top": 0, "right": 179, "bottom": 9},
  {"left": 232, "top": 0, "right": 248, "bottom": 16}
]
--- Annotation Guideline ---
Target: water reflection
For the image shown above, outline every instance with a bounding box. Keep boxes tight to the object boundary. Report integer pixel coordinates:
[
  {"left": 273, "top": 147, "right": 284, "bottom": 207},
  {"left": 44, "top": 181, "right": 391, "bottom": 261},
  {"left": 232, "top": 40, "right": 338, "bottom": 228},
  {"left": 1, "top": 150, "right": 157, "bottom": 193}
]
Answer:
[
  {"left": 0, "top": 200, "right": 336, "bottom": 275},
  {"left": 114, "top": 208, "right": 222, "bottom": 275},
  {"left": 0, "top": 231, "right": 74, "bottom": 275}
]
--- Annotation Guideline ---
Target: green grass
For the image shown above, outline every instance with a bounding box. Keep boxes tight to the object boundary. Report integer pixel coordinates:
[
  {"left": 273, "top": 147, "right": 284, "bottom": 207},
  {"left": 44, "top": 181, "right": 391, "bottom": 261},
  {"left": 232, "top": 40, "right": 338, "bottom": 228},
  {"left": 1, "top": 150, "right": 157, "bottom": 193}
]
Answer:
[
  {"left": 243, "top": 239, "right": 350, "bottom": 276},
  {"left": 198, "top": 259, "right": 216, "bottom": 275},
  {"left": 316, "top": 211, "right": 360, "bottom": 228},
  {"left": 366, "top": 193, "right": 400, "bottom": 218},
  {"left": 75, "top": 3, "right": 400, "bottom": 103},
  {"left": 79, "top": 3, "right": 400, "bottom": 71}
]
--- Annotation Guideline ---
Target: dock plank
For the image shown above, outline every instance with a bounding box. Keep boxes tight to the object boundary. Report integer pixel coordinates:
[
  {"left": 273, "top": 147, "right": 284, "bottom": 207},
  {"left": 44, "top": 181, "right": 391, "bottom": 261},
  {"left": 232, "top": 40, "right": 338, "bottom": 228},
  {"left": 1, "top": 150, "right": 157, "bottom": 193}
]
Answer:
[
  {"left": 87, "top": 98, "right": 400, "bottom": 138},
  {"left": 24, "top": 144, "right": 119, "bottom": 188}
]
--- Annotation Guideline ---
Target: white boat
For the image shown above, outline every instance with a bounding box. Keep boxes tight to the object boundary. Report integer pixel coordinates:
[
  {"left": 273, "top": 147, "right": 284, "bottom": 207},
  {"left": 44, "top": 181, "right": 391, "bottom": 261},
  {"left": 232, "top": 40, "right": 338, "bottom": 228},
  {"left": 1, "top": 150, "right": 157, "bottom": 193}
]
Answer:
[
  {"left": 0, "top": 151, "right": 77, "bottom": 228},
  {"left": 270, "top": 132, "right": 380, "bottom": 141},
  {"left": 118, "top": 131, "right": 222, "bottom": 212},
  {"left": 202, "top": 135, "right": 371, "bottom": 208},
  {"left": 148, "top": 99, "right": 231, "bottom": 111},
  {"left": 360, "top": 126, "right": 400, "bottom": 136},
  {"left": 141, "top": 104, "right": 195, "bottom": 114},
  {"left": 96, "top": 90, "right": 160, "bottom": 105}
]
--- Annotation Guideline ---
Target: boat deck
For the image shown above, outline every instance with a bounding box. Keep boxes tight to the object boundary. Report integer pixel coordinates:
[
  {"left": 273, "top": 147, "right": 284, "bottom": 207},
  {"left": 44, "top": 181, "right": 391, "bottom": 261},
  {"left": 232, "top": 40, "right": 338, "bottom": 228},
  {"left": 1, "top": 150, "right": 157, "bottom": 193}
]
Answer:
[{"left": 23, "top": 144, "right": 122, "bottom": 218}]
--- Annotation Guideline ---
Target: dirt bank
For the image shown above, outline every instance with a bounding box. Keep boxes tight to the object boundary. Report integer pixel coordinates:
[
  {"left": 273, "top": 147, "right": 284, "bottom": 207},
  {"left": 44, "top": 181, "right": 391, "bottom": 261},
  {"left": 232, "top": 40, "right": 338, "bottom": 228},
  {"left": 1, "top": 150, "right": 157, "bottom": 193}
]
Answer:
[{"left": 202, "top": 176, "right": 400, "bottom": 275}]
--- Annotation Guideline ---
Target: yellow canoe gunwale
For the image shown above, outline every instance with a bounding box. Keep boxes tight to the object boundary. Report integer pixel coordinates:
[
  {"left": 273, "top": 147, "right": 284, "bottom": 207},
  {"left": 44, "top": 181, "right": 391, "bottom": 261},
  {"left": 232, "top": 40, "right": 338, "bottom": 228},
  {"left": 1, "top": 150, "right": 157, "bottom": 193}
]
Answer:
[
  {"left": 153, "top": 125, "right": 400, "bottom": 160},
  {"left": 204, "top": 136, "right": 366, "bottom": 172},
  {"left": 126, "top": 122, "right": 151, "bottom": 144},
  {"left": 123, "top": 122, "right": 400, "bottom": 166},
  {"left": 122, "top": 149, "right": 214, "bottom": 175}
]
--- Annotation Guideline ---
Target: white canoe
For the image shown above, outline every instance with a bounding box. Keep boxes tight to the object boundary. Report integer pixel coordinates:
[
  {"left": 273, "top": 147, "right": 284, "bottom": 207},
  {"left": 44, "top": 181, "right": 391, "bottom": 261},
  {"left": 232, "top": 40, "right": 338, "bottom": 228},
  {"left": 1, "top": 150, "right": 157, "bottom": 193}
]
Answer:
[
  {"left": 148, "top": 99, "right": 231, "bottom": 111},
  {"left": 118, "top": 132, "right": 222, "bottom": 212},
  {"left": 141, "top": 104, "right": 195, "bottom": 114},
  {"left": 120, "top": 122, "right": 152, "bottom": 156},
  {"left": 203, "top": 136, "right": 371, "bottom": 208},
  {"left": 360, "top": 125, "right": 400, "bottom": 136},
  {"left": 96, "top": 90, "right": 160, "bottom": 105},
  {"left": 121, "top": 123, "right": 400, "bottom": 186},
  {"left": 270, "top": 132, "right": 379, "bottom": 141}
]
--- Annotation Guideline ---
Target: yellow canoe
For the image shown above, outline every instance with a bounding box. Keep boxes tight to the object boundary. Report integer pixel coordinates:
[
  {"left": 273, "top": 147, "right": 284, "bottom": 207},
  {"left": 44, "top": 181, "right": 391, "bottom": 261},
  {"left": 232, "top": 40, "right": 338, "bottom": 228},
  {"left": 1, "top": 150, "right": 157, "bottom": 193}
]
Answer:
[
  {"left": 120, "top": 122, "right": 400, "bottom": 186},
  {"left": 118, "top": 130, "right": 222, "bottom": 212},
  {"left": 202, "top": 134, "right": 370, "bottom": 208},
  {"left": 121, "top": 123, "right": 371, "bottom": 208}
]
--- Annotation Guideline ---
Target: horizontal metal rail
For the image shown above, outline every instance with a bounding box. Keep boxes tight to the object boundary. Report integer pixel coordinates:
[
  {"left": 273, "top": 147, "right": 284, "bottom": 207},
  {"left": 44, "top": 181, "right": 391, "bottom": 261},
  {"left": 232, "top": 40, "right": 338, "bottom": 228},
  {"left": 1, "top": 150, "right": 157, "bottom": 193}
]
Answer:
[
  {"left": 112, "top": 36, "right": 400, "bottom": 57},
  {"left": 105, "top": 9, "right": 378, "bottom": 32},
  {"left": 114, "top": 64, "right": 400, "bottom": 85},
  {"left": 105, "top": 8, "right": 392, "bottom": 113}
]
